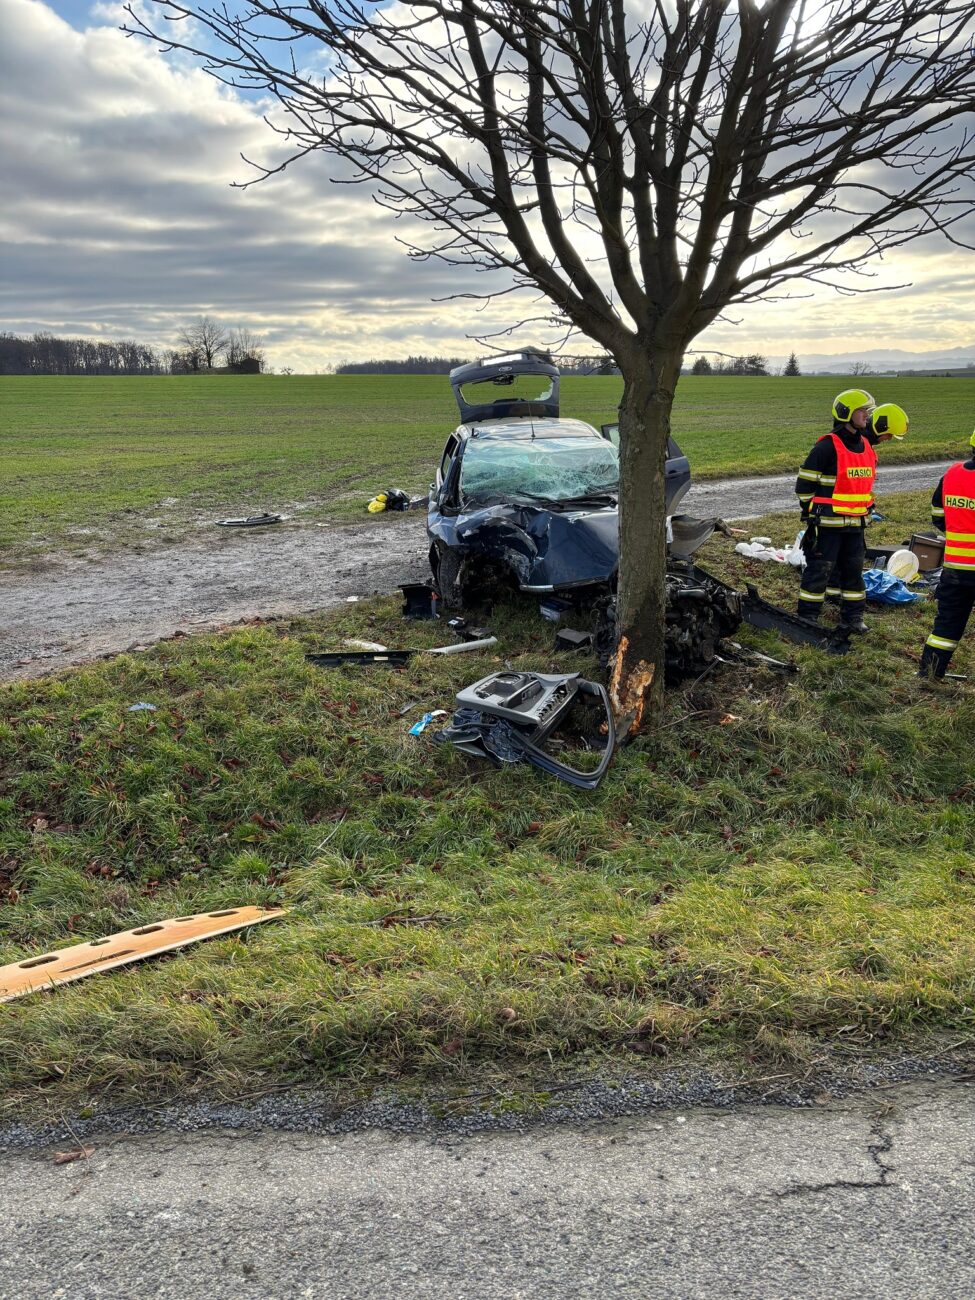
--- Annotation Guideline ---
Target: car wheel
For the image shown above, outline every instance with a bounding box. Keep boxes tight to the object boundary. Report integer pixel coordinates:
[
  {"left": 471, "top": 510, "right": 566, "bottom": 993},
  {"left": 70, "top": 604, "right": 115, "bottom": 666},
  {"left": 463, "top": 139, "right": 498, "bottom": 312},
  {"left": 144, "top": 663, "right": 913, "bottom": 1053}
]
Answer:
[{"left": 436, "top": 546, "right": 467, "bottom": 610}]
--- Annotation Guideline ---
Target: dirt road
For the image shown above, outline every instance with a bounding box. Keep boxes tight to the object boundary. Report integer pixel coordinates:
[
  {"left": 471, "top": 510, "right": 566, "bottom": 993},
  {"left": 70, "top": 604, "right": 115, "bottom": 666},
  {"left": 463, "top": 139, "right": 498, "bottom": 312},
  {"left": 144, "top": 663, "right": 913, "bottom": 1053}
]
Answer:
[{"left": 1, "top": 461, "right": 950, "bottom": 680}]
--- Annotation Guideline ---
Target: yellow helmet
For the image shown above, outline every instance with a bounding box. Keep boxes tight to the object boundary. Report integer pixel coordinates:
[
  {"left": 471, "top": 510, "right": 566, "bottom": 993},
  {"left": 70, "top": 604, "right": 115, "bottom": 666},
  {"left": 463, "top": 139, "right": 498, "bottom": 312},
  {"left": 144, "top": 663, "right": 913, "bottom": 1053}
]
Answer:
[
  {"left": 832, "top": 388, "right": 875, "bottom": 422},
  {"left": 870, "top": 403, "right": 909, "bottom": 441},
  {"left": 970, "top": 428, "right": 975, "bottom": 449}
]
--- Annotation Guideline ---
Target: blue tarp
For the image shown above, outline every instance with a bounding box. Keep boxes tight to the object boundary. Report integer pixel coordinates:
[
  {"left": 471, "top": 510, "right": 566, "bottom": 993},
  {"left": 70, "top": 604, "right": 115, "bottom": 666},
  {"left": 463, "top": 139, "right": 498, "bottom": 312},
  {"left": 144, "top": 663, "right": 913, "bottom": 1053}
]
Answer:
[{"left": 862, "top": 568, "right": 925, "bottom": 604}]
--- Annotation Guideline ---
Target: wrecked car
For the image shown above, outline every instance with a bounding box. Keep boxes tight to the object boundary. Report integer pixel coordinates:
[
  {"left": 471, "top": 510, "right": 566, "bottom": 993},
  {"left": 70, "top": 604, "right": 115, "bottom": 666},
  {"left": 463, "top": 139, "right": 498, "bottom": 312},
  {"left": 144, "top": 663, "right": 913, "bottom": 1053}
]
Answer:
[
  {"left": 428, "top": 349, "right": 848, "bottom": 679},
  {"left": 429, "top": 349, "right": 692, "bottom": 602}
]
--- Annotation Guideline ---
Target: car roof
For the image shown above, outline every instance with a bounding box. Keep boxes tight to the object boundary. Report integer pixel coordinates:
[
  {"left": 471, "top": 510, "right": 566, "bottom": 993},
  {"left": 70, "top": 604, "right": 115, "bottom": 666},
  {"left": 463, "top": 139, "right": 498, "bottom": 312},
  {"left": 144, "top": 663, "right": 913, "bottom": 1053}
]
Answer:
[{"left": 454, "top": 417, "right": 604, "bottom": 442}]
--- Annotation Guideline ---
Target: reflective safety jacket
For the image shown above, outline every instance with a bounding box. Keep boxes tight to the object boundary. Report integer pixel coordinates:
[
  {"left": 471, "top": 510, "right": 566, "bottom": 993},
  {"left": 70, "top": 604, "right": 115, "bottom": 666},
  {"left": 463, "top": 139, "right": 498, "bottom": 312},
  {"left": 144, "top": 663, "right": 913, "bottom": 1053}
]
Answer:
[
  {"left": 810, "top": 433, "right": 876, "bottom": 520},
  {"left": 941, "top": 461, "right": 975, "bottom": 572}
]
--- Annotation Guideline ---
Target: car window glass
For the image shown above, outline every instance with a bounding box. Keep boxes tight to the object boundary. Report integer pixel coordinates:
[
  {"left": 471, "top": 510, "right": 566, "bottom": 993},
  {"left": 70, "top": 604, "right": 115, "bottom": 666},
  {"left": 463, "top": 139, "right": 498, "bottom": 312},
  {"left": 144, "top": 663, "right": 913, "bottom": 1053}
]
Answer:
[
  {"left": 459, "top": 437, "right": 619, "bottom": 503},
  {"left": 440, "top": 437, "right": 458, "bottom": 480},
  {"left": 457, "top": 373, "right": 554, "bottom": 411}
]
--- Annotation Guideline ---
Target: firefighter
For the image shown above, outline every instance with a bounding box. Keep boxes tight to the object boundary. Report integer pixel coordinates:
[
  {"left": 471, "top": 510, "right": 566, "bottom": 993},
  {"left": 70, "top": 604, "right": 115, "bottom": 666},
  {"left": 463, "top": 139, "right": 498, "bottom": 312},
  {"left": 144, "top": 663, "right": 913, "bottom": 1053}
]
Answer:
[
  {"left": 795, "top": 389, "right": 878, "bottom": 632},
  {"left": 820, "top": 402, "right": 910, "bottom": 603},
  {"left": 918, "top": 429, "right": 975, "bottom": 679}
]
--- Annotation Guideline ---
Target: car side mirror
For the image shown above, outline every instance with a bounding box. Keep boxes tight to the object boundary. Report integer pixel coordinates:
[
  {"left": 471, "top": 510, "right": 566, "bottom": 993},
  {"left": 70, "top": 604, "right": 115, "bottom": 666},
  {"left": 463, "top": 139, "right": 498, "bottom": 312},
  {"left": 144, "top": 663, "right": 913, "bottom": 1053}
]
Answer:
[{"left": 601, "top": 422, "right": 620, "bottom": 447}]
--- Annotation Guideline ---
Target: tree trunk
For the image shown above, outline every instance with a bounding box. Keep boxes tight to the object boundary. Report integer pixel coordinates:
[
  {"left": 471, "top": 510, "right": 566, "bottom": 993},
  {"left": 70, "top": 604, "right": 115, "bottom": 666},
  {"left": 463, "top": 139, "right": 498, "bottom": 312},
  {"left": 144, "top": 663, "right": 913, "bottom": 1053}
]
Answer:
[{"left": 610, "top": 351, "right": 682, "bottom": 734}]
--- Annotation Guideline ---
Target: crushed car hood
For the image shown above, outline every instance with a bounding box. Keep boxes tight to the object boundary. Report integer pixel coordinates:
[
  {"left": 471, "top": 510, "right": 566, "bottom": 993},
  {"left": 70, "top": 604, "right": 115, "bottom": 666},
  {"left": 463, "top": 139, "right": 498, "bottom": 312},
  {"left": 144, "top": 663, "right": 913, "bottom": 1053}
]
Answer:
[{"left": 455, "top": 503, "right": 618, "bottom": 591}]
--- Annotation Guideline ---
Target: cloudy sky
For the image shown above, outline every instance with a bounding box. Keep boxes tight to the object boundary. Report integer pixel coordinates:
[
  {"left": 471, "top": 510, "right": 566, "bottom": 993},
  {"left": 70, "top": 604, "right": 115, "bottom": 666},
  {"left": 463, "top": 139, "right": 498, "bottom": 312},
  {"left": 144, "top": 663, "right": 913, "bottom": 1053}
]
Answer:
[{"left": 2, "top": 0, "right": 973, "bottom": 371}]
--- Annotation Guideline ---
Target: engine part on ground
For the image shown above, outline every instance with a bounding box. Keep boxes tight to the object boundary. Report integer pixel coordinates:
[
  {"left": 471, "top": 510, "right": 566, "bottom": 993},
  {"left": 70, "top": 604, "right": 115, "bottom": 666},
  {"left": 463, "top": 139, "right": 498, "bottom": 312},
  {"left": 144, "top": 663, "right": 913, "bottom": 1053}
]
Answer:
[
  {"left": 555, "top": 628, "right": 594, "bottom": 652},
  {"left": 400, "top": 582, "right": 439, "bottom": 619},
  {"left": 593, "top": 562, "right": 849, "bottom": 680},
  {"left": 215, "top": 513, "right": 282, "bottom": 527},
  {"left": 436, "top": 670, "right": 616, "bottom": 790},
  {"left": 0, "top": 907, "right": 287, "bottom": 1003}
]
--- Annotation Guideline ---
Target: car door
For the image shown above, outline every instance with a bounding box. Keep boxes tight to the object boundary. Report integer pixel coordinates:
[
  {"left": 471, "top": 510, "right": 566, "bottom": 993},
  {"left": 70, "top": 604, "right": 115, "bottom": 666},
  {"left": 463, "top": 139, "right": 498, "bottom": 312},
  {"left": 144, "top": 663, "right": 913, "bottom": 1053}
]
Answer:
[{"left": 600, "top": 425, "right": 691, "bottom": 513}]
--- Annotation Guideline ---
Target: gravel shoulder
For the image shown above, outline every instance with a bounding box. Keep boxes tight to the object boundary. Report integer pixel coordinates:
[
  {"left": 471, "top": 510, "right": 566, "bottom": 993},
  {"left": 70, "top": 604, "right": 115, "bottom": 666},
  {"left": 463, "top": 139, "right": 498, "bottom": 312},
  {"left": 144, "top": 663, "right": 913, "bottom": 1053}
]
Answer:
[{"left": 1, "top": 461, "right": 951, "bottom": 681}]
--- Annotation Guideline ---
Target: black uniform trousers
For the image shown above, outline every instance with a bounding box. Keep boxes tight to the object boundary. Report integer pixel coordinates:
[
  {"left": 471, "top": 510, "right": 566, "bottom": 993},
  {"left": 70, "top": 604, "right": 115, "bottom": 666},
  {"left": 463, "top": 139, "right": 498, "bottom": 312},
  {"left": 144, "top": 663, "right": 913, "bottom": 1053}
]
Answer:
[
  {"left": 798, "top": 521, "right": 866, "bottom": 622},
  {"left": 919, "top": 568, "right": 975, "bottom": 677}
]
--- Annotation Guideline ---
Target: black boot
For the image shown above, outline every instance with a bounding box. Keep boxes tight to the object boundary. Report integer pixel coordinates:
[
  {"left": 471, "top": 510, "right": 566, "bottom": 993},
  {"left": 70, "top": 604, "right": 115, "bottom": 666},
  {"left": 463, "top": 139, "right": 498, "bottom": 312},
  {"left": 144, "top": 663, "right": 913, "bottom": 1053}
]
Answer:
[
  {"left": 918, "top": 647, "right": 948, "bottom": 680},
  {"left": 842, "top": 615, "right": 868, "bottom": 634}
]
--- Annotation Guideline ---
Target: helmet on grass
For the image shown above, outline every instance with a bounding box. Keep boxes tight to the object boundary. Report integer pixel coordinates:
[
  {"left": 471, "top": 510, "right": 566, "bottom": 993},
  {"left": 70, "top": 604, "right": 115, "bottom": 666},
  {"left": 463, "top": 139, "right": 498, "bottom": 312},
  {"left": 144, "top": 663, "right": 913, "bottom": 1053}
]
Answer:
[
  {"left": 869, "top": 403, "right": 909, "bottom": 441},
  {"left": 832, "top": 389, "right": 875, "bottom": 422}
]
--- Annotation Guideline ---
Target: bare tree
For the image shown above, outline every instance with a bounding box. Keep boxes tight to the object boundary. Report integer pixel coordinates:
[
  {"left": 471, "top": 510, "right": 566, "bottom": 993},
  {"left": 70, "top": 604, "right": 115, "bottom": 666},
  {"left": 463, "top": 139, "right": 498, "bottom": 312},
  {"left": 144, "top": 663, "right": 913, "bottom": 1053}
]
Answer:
[
  {"left": 127, "top": 2, "right": 975, "bottom": 729},
  {"left": 850, "top": 360, "right": 872, "bottom": 376},
  {"left": 226, "top": 326, "right": 267, "bottom": 372},
  {"left": 177, "top": 315, "right": 228, "bottom": 370}
]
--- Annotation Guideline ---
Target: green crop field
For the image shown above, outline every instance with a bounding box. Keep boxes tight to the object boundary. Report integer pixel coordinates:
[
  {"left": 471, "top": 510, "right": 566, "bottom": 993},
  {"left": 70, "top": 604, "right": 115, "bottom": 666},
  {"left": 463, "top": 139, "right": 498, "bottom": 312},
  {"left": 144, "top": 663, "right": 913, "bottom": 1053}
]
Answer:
[
  {"left": 1, "top": 493, "right": 973, "bottom": 1117},
  {"left": 1, "top": 372, "right": 971, "bottom": 562}
]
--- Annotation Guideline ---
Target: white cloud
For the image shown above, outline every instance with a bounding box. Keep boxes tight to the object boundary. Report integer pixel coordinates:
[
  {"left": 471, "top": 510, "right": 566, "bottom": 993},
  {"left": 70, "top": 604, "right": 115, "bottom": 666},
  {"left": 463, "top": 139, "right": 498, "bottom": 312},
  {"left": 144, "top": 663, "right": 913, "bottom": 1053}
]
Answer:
[{"left": 0, "top": 0, "right": 972, "bottom": 370}]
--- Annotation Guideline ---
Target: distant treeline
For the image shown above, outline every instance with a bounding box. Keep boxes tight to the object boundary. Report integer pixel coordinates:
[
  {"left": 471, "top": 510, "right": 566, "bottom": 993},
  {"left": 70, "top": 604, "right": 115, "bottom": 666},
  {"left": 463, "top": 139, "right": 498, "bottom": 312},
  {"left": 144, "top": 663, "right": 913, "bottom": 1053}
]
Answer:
[
  {"left": 0, "top": 326, "right": 267, "bottom": 376},
  {"left": 336, "top": 355, "right": 471, "bottom": 374},
  {"left": 335, "top": 353, "right": 619, "bottom": 375},
  {"left": 1, "top": 331, "right": 164, "bottom": 376}
]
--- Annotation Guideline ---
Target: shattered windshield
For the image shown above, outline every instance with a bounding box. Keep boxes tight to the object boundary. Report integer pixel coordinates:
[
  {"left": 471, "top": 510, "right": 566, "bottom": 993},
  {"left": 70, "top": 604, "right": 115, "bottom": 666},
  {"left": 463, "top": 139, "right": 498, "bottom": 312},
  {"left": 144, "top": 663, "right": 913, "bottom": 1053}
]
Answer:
[{"left": 459, "top": 436, "right": 619, "bottom": 506}]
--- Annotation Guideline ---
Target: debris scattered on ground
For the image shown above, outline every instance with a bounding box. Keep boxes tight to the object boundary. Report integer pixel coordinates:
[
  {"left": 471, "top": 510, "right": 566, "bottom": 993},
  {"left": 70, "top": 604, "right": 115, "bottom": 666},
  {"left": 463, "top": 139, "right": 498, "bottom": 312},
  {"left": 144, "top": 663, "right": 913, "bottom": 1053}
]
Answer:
[
  {"left": 554, "top": 628, "right": 593, "bottom": 652},
  {"left": 538, "top": 597, "right": 574, "bottom": 622},
  {"left": 306, "top": 638, "right": 497, "bottom": 668},
  {"left": 426, "top": 636, "right": 498, "bottom": 656},
  {"left": 739, "top": 582, "right": 851, "bottom": 653},
  {"left": 436, "top": 670, "right": 616, "bottom": 790},
  {"left": 342, "top": 638, "right": 389, "bottom": 652},
  {"left": 400, "top": 582, "right": 439, "bottom": 619},
  {"left": 446, "top": 618, "right": 495, "bottom": 641},
  {"left": 734, "top": 533, "right": 805, "bottom": 567},
  {"left": 54, "top": 1146, "right": 95, "bottom": 1165},
  {"left": 215, "top": 513, "right": 283, "bottom": 528},
  {"left": 408, "top": 709, "right": 449, "bottom": 735},
  {"left": 0, "top": 907, "right": 287, "bottom": 1003},
  {"left": 306, "top": 650, "right": 416, "bottom": 668},
  {"left": 723, "top": 643, "right": 798, "bottom": 674},
  {"left": 367, "top": 489, "right": 411, "bottom": 513},
  {"left": 126, "top": 702, "right": 157, "bottom": 713}
]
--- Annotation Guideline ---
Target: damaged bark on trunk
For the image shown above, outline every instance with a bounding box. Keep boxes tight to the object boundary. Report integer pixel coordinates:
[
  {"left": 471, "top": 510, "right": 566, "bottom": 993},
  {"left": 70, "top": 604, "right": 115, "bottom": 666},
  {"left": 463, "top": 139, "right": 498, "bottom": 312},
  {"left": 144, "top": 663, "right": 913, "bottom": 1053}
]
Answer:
[{"left": 611, "top": 353, "right": 681, "bottom": 735}]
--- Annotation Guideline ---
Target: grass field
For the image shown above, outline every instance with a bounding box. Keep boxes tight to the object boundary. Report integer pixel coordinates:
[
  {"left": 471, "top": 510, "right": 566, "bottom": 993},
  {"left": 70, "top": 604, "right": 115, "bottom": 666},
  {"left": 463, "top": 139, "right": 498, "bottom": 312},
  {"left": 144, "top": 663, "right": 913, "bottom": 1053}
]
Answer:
[
  {"left": 2, "top": 373, "right": 972, "bottom": 562},
  {"left": 2, "top": 493, "right": 973, "bottom": 1117}
]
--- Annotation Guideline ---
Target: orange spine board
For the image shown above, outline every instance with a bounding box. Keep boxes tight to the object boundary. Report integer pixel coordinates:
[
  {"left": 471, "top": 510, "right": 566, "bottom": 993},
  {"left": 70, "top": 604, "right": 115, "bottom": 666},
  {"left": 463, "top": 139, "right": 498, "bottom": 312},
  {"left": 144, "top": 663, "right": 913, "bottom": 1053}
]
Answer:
[{"left": 0, "top": 907, "right": 287, "bottom": 1002}]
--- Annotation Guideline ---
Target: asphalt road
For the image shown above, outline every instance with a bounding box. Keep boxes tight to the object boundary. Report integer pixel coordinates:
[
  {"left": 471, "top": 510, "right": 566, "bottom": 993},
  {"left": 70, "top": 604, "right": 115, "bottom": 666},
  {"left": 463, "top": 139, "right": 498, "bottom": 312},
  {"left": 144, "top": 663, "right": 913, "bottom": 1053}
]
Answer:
[{"left": 3, "top": 1079, "right": 973, "bottom": 1299}]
